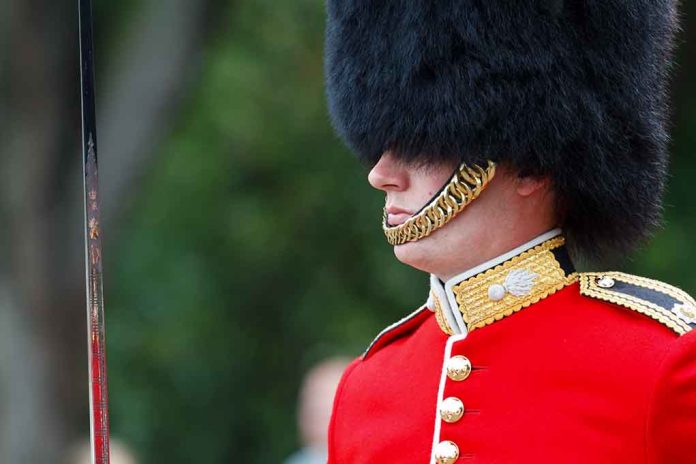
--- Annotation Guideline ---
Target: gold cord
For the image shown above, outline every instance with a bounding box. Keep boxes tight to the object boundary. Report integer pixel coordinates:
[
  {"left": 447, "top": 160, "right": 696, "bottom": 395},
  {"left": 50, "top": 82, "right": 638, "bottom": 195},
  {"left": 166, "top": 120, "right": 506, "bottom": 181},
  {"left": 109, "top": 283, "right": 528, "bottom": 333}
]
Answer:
[{"left": 383, "top": 161, "right": 496, "bottom": 246}]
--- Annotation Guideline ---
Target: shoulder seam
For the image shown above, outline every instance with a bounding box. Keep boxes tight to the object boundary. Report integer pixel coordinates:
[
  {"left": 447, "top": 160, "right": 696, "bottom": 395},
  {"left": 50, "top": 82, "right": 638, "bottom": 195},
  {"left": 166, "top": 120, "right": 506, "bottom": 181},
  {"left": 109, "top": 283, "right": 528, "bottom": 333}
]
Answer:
[{"left": 362, "top": 305, "right": 430, "bottom": 359}]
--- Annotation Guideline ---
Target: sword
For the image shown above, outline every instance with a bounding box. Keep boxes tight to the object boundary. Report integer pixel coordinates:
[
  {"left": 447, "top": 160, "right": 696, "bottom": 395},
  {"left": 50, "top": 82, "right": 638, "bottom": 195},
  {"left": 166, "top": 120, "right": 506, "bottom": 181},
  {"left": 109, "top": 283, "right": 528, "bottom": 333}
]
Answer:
[{"left": 78, "top": 0, "right": 111, "bottom": 462}]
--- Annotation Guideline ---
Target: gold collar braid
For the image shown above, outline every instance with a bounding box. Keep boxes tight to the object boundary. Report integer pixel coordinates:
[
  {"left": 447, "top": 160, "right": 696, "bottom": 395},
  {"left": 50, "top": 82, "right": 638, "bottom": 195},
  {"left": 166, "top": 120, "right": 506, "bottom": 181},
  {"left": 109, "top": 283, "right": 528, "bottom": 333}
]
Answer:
[
  {"left": 431, "top": 235, "right": 578, "bottom": 335},
  {"left": 383, "top": 161, "right": 496, "bottom": 246}
]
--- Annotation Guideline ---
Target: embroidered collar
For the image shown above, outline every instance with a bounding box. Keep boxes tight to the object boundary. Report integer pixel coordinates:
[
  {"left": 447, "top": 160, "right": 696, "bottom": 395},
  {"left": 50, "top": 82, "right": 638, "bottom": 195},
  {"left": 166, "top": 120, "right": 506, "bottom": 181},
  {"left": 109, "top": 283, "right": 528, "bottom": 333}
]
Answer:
[{"left": 428, "top": 230, "right": 578, "bottom": 336}]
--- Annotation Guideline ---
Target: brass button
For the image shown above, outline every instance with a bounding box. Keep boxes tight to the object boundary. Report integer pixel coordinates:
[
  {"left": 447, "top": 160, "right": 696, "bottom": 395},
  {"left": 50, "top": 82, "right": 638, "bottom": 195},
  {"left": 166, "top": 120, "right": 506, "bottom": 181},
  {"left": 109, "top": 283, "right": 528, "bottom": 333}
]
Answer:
[
  {"left": 433, "top": 440, "right": 459, "bottom": 464},
  {"left": 439, "top": 397, "right": 465, "bottom": 423},
  {"left": 446, "top": 355, "right": 472, "bottom": 381}
]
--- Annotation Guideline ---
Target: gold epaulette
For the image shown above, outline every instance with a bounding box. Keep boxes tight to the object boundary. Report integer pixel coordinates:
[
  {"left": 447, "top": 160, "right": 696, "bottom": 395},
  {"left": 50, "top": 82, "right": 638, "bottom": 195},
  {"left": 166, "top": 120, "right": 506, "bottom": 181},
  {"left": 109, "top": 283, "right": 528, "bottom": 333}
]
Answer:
[{"left": 580, "top": 272, "right": 696, "bottom": 336}]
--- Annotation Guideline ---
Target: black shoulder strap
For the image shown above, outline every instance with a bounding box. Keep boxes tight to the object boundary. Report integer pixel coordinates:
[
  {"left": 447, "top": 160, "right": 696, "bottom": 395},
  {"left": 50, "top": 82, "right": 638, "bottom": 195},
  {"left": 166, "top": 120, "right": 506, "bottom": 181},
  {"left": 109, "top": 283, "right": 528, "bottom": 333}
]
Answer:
[{"left": 580, "top": 272, "right": 696, "bottom": 336}]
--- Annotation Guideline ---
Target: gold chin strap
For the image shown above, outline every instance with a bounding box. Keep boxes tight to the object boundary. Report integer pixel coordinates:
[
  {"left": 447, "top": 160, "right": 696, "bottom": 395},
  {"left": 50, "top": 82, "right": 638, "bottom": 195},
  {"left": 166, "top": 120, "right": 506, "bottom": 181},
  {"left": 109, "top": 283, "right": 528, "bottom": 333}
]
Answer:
[{"left": 383, "top": 161, "right": 496, "bottom": 246}]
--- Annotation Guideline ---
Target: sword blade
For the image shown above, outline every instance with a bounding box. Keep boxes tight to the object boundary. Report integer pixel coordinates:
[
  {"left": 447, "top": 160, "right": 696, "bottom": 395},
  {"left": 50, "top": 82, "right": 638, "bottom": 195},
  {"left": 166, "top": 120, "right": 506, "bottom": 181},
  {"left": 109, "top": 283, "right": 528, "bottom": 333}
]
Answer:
[{"left": 78, "top": 0, "right": 111, "bottom": 463}]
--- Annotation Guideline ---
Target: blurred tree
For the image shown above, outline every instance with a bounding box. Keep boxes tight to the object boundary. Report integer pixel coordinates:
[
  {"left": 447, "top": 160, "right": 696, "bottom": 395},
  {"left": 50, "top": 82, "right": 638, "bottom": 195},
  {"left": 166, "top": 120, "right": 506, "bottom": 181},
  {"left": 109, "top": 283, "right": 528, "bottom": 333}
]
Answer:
[
  {"left": 0, "top": 0, "right": 212, "bottom": 461},
  {"left": 109, "top": 0, "right": 425, "bottom": 463},
  {"left": 108, "top": 0, "right": 425, "bottom": 462}
]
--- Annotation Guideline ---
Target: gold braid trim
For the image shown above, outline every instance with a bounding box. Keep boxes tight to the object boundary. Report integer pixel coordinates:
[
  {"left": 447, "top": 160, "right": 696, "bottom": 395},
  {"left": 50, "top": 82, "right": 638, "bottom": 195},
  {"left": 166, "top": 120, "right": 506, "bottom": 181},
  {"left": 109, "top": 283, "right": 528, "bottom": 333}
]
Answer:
[
  {"left": 431, "top": 291, "right": 455, "bottom": 336},
  {"left": 383, "top": 161, "right": 496, "bottom": 246},
  {"left": 579, "top": 272, "right": 693, "bottom": 336},
  {"left": 452, "top": 237, "right": 578, "bottom": 332}
]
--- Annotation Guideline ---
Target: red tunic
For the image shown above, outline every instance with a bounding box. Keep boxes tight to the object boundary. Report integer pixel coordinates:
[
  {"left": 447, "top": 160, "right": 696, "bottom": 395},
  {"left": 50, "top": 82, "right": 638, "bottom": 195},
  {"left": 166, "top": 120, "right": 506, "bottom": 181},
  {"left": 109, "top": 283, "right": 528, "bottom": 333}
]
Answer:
[{"left": 328, "top": 282, "right": 696, "bottom": 463}]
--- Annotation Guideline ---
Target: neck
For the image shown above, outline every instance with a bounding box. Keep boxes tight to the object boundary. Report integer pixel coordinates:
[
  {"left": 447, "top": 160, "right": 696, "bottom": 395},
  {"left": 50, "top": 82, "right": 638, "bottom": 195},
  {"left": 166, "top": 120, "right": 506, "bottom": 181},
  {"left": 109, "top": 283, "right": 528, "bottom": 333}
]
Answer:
[
  {"left": 437, "top": 229, "right": 563, "bottom": 284},
  {"left": 433, "top": 227, "right": 561, "bottom": 282}
]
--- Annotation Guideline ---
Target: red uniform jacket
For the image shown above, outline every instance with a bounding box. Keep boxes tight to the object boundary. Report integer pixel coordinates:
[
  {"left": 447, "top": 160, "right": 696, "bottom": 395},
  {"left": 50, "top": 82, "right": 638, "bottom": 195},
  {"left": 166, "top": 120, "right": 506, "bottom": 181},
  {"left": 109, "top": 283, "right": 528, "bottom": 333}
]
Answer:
[{"left": 328, "top": 237, "right": 696, "bottom": 464}]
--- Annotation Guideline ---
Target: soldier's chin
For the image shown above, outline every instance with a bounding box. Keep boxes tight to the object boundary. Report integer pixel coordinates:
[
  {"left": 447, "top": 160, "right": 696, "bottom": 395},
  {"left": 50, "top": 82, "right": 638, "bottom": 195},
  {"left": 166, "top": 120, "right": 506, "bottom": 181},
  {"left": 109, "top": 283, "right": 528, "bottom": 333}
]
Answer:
[{"left": 392, "top": 234, "right": 442, "bottom": 274}]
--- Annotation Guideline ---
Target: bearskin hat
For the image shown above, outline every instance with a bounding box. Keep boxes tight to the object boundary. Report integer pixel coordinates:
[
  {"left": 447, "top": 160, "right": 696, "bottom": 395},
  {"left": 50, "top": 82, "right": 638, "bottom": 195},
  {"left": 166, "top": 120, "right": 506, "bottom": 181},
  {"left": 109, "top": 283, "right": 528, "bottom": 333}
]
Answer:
[{"left": 324, "top": 0, "right": 679, "bottom": 259}]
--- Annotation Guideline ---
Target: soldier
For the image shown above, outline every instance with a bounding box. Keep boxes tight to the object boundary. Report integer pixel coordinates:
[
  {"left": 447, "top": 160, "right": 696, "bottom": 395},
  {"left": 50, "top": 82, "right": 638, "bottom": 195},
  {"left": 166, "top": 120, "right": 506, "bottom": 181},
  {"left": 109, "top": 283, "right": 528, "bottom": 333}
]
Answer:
[{"left": 324, "top": 1, "right": 695, "bottom": 463}]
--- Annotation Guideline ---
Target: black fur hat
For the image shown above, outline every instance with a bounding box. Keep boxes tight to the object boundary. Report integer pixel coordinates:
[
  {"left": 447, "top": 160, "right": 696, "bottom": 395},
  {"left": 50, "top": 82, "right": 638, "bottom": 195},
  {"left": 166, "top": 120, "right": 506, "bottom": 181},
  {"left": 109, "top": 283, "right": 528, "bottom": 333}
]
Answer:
[{"left": 325, "top": 0, "right": 679, "bottom": 258}]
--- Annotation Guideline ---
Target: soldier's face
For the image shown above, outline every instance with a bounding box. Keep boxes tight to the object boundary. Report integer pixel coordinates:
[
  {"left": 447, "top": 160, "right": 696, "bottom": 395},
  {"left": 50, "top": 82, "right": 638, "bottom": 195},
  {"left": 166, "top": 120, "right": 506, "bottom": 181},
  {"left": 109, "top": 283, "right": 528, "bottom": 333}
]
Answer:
[{"left": 368, "top": 152, "right": 556, "bottom": 280}]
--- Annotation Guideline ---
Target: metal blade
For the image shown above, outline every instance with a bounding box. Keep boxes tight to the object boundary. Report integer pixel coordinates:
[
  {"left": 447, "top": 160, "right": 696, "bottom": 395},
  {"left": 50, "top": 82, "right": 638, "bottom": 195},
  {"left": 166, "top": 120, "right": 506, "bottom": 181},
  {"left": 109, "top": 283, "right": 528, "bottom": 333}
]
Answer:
[{"left": 78, "top": 0, "right": 111, "bottom": 462}]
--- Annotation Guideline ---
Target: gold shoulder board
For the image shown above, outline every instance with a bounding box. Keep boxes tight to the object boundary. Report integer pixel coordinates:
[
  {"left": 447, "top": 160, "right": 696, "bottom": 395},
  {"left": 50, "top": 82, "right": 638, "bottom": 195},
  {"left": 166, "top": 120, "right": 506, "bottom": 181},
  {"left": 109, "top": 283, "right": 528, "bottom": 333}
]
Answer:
[{"left": 580, "top": 272, "right": 696, "bottom": 335}]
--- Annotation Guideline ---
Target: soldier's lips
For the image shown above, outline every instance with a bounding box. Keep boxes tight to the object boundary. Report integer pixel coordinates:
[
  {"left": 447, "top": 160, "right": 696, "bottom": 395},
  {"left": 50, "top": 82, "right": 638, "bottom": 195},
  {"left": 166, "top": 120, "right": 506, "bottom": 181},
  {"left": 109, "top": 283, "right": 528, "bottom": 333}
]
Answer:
[{"left": 386, "top": 207, "right": 413, "bottom": 226}]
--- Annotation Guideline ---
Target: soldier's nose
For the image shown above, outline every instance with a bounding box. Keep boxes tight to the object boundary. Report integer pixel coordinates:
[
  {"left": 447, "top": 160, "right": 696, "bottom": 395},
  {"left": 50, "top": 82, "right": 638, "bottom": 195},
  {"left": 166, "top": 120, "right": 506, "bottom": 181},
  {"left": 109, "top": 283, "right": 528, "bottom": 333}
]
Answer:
[{"left": 368, "top": 152, "right": 409, "bottom": 192}]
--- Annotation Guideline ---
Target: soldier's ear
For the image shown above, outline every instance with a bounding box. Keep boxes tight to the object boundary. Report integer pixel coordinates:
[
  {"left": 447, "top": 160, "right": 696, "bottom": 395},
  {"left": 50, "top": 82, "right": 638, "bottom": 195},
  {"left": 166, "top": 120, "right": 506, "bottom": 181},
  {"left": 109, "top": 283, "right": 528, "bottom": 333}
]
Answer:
[{"left": 515, "top": 175, "right": 551, "bottom": 197}]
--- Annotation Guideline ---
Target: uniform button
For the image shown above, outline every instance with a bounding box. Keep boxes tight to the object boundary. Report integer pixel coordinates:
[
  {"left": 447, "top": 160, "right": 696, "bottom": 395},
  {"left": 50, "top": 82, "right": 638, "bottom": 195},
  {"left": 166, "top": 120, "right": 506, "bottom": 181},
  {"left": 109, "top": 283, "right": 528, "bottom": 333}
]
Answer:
[
  {"left": 446, "top": 355, "right": 472, "bottom": 381},
  {"left": 433, "top": 440, "right": 459, "bottom": 464},
  {"left": 440, "top": 397, "right": 465, "bottom": 423},
  {"left": 597, "top": 276, "right": 615, "bottom": 288}
]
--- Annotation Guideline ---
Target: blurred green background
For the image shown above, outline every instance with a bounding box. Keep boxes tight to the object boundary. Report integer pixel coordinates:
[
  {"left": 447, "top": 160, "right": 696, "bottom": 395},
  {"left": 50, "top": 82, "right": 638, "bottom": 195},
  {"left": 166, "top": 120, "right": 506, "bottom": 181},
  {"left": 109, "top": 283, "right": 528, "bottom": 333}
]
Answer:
[{"left": 0, "top": 0, "right": 694, "bottom": 462}]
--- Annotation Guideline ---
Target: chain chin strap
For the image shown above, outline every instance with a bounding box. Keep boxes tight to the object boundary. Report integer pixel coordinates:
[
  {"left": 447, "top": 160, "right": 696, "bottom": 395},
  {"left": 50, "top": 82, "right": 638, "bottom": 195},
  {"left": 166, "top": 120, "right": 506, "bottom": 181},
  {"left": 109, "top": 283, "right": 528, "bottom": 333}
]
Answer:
[{"left": 383, "top": 161, "right": 496, "bottom": 246}]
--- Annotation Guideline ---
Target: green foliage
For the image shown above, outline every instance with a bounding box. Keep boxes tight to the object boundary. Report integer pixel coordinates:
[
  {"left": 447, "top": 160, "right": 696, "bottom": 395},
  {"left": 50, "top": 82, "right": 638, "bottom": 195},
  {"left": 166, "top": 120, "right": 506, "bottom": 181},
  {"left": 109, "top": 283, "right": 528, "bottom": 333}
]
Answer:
[{"left": 108, "top": 1, "right": 423, "bottom": 462}]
